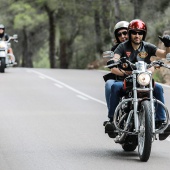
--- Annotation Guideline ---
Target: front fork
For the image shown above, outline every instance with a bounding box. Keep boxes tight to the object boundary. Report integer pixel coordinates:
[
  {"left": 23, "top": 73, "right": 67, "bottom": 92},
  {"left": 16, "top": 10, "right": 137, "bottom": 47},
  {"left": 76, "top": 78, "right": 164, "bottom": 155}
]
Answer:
[{"left": 133, "top": 73, "right": 155, "bottom": 133}]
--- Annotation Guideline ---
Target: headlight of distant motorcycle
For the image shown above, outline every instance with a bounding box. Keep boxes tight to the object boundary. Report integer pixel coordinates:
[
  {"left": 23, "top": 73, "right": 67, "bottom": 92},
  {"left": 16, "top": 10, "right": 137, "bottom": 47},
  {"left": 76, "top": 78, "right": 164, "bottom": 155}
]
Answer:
[
  {"left": 0, "top": 41, "right": 6, "bottom": 48},
  {"left": 137, "top": 73, "right": 151, "bottom": 86}
]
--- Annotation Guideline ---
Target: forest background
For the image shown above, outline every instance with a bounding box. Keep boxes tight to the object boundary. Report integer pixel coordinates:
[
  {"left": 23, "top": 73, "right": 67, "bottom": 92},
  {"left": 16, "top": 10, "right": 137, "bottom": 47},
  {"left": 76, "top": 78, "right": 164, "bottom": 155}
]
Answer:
[{"left": 0, "top": 0, "right": 170, "bottom": 83}]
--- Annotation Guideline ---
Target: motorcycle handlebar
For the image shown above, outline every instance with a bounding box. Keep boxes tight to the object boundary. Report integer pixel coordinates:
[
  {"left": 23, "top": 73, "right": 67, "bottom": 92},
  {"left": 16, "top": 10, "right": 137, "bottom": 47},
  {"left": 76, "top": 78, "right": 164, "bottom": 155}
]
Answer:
[
  {"left": 147, "top": 60, "right": 170, "bottom": 69},
  {"left": 105, "top": 61, "right": 120, "bottom": 69},
  {"left": 105, "top": 57, "right": 136, "bottom": 69},
  {"left": 105, "top": 57, "right": 170, "bottom": 70}
]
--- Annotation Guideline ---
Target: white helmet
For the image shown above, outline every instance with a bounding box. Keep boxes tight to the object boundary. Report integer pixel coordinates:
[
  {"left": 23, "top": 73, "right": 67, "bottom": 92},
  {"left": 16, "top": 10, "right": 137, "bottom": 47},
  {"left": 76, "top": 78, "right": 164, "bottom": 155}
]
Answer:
[{"left": 114, "top": 21, "right": 129, "bottom": 43}]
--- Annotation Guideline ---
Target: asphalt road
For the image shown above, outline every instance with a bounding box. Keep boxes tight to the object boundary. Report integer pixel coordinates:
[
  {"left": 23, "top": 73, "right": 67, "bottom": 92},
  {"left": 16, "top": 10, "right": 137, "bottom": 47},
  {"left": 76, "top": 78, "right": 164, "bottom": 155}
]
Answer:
[{"left": 0, "top": 67, "right": 170, "bottom": 170}]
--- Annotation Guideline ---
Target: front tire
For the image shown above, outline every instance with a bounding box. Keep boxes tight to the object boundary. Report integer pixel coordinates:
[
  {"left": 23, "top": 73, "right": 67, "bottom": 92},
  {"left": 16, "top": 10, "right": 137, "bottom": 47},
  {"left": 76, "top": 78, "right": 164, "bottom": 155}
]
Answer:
[
  {"left": 138, "top": 100, "right": 152, "bottom": 162},
  {"left": 0, "top": 57, "right": 5, "bottom": 73}
]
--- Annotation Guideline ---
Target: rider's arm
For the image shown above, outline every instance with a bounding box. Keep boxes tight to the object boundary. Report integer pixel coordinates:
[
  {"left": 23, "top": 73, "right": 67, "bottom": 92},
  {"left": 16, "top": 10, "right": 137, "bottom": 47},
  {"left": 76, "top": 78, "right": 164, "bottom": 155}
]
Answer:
[
  {"left": 157, "top": 35, "right": 170, "bottom": 58},
  {"left": 111, "top": 53, "right": 126, "bottom": 76},
  {"left": 111, "top": 68, "right": 125, "bottom": 76},
  {"left": 155, "top": 48, "right": 170, "bottom": 58}
]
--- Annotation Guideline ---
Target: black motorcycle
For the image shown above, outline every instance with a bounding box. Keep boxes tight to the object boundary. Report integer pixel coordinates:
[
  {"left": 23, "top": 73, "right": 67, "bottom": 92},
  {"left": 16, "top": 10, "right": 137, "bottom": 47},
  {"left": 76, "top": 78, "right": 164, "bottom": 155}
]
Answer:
[{"left": 103, "top": 51, "right": 170, "bottom": 162}]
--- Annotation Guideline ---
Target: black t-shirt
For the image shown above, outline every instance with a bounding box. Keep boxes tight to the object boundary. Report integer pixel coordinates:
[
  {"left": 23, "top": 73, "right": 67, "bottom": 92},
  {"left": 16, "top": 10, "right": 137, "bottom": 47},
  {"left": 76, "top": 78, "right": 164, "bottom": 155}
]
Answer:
[
  {"left": 0, "top": 33, "right": 9, "bottom": 41},
  {"left": 114, "top": 40, "right": 157, "bottom": 64},
  {"left": 111, "top": 44, "right": 119, "bottom": 52}
]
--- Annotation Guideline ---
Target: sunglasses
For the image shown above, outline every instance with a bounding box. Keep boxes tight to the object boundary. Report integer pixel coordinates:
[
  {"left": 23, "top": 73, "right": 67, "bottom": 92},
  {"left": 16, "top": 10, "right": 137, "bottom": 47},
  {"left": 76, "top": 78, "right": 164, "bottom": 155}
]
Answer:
[
  {"left": 131, "top": 30, "right": 143, "bottom": 35},
  {"left": 117, "top": 31, "right": 127, "bottom": 37}
]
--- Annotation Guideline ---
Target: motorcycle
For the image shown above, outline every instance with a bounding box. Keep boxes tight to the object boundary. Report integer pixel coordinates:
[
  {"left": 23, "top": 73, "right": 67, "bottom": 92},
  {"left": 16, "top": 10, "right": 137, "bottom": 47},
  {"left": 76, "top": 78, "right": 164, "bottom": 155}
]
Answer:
[
  {"left": 103, "top": 51, "right": 170, "bottom": 162},
  {"left": 0, "top": 34, "right": 18, "bottom": 73}
]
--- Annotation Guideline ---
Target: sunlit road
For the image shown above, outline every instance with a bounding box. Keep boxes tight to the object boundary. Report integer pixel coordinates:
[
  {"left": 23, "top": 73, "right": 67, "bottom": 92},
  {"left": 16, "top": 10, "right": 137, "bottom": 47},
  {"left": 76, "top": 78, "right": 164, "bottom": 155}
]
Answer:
[{"left": 0, "top": 67, "right": 170, "bottom": 170}]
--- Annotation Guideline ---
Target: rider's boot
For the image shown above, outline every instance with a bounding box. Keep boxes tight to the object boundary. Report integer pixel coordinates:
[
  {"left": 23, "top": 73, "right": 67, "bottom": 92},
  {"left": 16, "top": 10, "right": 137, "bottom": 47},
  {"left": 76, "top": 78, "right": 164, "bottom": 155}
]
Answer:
[
  {"left": 159, "top": 124, "right": 170, "bottom": 141},
  {"left": 103, "top": 118, "right": 117, "bottom": 138},
  {"left": 155, "top": 120, "right": 166, "bottom": 129}
]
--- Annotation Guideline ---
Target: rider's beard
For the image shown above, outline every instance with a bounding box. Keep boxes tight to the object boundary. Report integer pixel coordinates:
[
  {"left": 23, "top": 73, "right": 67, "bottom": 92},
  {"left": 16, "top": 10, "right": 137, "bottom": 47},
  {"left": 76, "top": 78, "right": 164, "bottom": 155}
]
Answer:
[{"left": 131, "top": 38, "right": 142, "bottom": 45}]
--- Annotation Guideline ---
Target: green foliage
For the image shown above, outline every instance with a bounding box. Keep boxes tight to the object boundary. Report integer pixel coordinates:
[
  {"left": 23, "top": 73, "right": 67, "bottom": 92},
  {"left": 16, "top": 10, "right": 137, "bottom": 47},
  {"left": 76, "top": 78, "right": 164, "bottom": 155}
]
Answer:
[
  {"left": 153, "top": 70, "right": 165, "bottom": 83},
  {"left": 9, "top": 2, "right": 47, "bottom": 30},
  {"left": 33, "top": 46, "right": 50, "bottom": 68},
  {"left": 0, "top": 0, "right": 170, "bottom": 69}
]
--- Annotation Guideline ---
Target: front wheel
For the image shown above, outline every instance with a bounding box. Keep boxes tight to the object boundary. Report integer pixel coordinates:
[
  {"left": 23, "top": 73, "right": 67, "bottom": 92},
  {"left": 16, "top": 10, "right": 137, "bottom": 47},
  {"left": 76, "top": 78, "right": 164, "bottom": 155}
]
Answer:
[
  {"left": 0, "top": 57, "right": 6, "bottom": 73},
  {"left": 138, "top": 100, "right": 152, "bottom": 162}
]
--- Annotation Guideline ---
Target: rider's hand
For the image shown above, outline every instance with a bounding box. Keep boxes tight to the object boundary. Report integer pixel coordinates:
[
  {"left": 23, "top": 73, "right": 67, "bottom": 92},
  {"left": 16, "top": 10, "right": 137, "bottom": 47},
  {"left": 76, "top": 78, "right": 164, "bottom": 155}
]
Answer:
[
  {"left": 124, "top": 71, "right": 132, "bottom": 75},
  {"left": 159, "top": 35, "right": 170, "bottom": 47},
  {"left": 107, "top": 59, "right": 115, "bottom": 69},
  {"left": 147, "top": 66, "right": 155, "bottom": 73}
]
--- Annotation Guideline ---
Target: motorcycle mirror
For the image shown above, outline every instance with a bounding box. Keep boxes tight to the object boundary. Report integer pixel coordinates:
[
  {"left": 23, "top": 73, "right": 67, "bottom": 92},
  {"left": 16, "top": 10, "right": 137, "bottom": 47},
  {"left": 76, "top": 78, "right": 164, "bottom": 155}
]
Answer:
[
  {"left": 13, "top": 34, "right": 18, "bottom": 39},
  {"left": 102, "top": 51, "right": 114, "bottom": 58}
]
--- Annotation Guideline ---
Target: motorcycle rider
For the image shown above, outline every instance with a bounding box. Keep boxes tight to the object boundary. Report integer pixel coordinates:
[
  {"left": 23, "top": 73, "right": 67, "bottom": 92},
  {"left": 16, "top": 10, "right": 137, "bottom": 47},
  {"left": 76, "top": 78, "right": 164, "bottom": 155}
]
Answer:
[
  {"left": 0, "top": 24, "right": 15, "bottom": 64},
  {"left": 111, "top": 21, "right": 129, "bottom": 51},
  {"left": 105, "top": 19, "right": 170, "bottom": 140},
  {"left": 103, "top": 21, "right": 129, "bottom": 129}
]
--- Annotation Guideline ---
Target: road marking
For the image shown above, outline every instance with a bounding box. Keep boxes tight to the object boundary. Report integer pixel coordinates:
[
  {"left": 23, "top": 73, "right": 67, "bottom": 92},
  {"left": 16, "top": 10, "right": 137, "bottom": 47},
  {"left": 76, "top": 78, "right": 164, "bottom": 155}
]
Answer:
[
  {"left": 77, "top": 95, "right": 88, "bottom": 100},
  {"left": 39, "top": 76, "right": 45, "bottom": 79},
  {"left": 166, "top": 137, "right": 170, "bottom": 142},
  {"left": 28, "top": 69, "right": 106, "bottom": 106},
  {"left": 54, "top": 83, "right": 63, "bottom": 88},
  {"left": 28, "top": 69, "right": 170, "bottom": 142}
]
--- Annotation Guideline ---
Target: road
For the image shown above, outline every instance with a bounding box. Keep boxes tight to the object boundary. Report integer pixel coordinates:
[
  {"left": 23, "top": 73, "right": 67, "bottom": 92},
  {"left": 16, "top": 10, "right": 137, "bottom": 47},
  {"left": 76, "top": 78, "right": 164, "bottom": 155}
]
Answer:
[{"left": 0, "top": 67, "right": 170, "bottom": 170}]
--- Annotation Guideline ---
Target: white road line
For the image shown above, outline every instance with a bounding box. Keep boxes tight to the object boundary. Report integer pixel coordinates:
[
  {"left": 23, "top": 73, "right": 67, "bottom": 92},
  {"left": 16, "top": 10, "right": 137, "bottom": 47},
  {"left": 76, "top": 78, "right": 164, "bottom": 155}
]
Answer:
[
  {"left": 28, "top": 69, "right": 170, "bottom": 142},
  {"left": 39, "top": 76, "right": 45, "bottom": 79},
  {"left": 166, "top": 137, "right": 170, "bottom": 142},
  {"left": 77, "top": 95, "right": 88, "bottom": 100},
  {"left": 54, "top": 83, "right": 63, "bottom": 88},
  {"left": 28, "top": 69, "right": 106, "bottom": 106}
]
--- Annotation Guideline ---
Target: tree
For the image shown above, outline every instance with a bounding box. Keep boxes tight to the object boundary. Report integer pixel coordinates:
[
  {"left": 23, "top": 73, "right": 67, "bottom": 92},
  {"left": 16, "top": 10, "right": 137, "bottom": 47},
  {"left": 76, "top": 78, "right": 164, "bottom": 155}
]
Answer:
[
  {"left": 44, "top": 4, "right": 56, "bottom": 68},
  {"left": 113, "top": 0, "right": 120, "bottom": 23},
  {"left": 8, "top": 1, "right": 47, "bottom": 67}
]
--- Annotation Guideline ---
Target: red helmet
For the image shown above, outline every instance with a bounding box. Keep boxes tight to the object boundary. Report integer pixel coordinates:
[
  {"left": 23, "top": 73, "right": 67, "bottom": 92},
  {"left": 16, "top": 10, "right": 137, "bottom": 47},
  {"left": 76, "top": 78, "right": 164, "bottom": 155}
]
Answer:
[{"left": 128, "top": 19, "right": 147, "bottom": 40}]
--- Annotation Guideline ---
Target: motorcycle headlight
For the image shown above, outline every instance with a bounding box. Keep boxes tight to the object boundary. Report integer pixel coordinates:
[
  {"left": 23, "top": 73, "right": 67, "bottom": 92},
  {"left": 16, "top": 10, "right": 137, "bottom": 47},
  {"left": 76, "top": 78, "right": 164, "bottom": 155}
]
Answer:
[
  {"left": 0, "top": 42, "right": 6, "bottom": 48},
  {"left": 137, "top": 73, "right": 151, "bottom": 86}
]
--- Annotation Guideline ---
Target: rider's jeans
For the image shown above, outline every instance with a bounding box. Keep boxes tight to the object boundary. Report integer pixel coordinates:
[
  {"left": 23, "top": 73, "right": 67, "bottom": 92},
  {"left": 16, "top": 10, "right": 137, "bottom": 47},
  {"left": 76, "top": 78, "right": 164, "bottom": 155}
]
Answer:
[
  {"left": 153, "top": 83, "right": 166, "bottom": 121},
  {"left": 105, "top": 79, "right": 116, "bottom": 109},
  {"left": 108, "top": 82, "right": 166, "bottom": 121}
]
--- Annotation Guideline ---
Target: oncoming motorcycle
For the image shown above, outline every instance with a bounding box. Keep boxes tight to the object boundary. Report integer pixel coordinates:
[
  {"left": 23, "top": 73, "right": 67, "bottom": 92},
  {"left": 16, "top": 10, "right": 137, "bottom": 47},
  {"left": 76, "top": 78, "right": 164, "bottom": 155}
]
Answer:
[
  {"left": 103, "top": 51, "right": 170, "bottom": 162},
  {"left": 0, "top": 34, "right": 18, "bottom": 73}
]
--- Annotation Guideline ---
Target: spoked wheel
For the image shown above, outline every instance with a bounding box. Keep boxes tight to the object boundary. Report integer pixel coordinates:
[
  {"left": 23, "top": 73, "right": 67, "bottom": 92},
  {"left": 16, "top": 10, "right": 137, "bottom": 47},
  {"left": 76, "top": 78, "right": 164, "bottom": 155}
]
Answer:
[{"left": 138, "top": 100, "right": 152, "bottom": 162}]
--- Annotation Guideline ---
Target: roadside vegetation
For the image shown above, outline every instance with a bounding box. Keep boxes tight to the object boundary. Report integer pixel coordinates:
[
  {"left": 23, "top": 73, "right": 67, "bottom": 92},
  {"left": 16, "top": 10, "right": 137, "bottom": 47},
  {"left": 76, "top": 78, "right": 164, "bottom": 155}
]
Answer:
[{"left": 1, "top": 0, "right": 170, "bottom": 84}]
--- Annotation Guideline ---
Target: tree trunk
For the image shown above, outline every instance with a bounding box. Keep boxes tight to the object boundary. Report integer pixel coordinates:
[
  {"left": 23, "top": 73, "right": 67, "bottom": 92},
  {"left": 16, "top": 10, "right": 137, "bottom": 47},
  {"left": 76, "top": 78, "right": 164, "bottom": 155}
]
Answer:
[
  {"left": 101, "top": 0, "right": 111, "bottom": 45},
  {"left": 133, "top": 0, "right": 144, "bottom": 18},
  {"left": 22, "top": 27, "right": 33, "bottom": 67},
  {"left": 45, "top": 5, "right": 56, "bottom": 68},
  {"left": 113, "top": 0, "right": 120, "bottom": 23},
  {"left": 94, "top": 9, "right": 103, "bottom": 55},
  {"left": 59, "top": 39, "right": 68, "bottom": 68}
]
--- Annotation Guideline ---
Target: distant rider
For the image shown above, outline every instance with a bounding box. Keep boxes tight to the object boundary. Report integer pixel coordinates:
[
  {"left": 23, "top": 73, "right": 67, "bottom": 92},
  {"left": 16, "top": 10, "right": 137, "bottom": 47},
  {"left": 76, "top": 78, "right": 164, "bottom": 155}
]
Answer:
[{"left": 0, "top": 24, "right": 15, "bottom": 64}]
